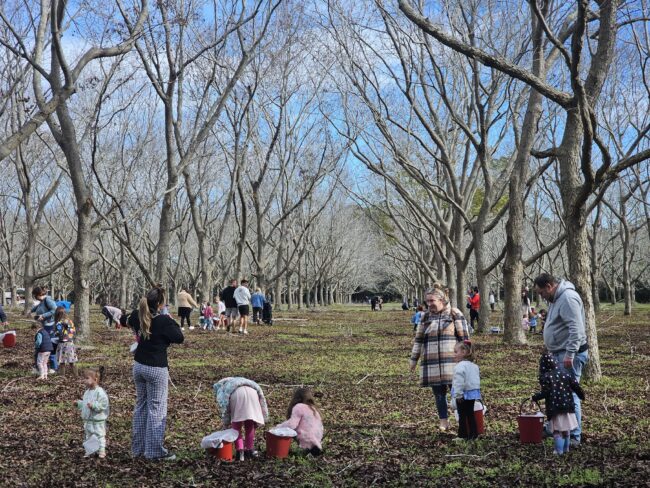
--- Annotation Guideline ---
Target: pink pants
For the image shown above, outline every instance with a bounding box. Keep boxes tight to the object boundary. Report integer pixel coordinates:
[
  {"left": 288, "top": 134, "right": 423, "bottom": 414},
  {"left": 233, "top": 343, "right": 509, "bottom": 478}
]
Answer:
[
  {"left": 37, "top": 352, "right": 50, "bottom": 377},
  {"left": 231, "top": 420, "right": 256, "bottom": 451}
]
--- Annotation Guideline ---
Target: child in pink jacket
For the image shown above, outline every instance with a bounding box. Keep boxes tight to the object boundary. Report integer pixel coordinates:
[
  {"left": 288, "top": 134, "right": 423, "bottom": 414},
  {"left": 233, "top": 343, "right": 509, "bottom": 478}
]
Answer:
[{"left": 277, "top": 388, "right": 323, "bottom": 456}]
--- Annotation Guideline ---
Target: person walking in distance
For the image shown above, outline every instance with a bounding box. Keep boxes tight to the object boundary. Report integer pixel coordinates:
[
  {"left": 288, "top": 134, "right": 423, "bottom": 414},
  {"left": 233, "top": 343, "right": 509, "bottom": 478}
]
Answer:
[
  {"left": 488, "top": 290, "right": 496, "bottom": 312},
  {"left": 234, "top": 280, "right": 252, "bottom": 335},
  {"left": 220, "top": 279, "right": 239, "bottom": 333},
  {"left": 251, "top": 288, "right": 266, "bottom": 325},
  {"left": 533, "top": 273, "right": 589, "bottom": 447}
]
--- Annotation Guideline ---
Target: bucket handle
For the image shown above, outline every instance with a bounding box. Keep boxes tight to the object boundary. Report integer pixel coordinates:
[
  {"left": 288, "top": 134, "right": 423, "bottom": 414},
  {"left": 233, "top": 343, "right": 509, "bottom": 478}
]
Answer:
[{"left": 519, "top": 398, "right": 542, "bottom": 415}]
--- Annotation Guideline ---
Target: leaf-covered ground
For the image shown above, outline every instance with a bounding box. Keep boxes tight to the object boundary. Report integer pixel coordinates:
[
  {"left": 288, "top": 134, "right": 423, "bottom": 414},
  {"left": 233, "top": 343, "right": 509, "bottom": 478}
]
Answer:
[{"left": 0, "top": 304, "right": 648, "bottom": 487}]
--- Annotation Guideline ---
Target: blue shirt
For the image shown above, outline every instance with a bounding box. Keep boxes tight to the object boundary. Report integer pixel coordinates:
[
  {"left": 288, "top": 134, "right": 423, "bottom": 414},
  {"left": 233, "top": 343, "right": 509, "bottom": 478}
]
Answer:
[
  {"left": 251, "top": 293, "right": 265, "bottom": 309},
  {"left": 31, "top": 296, "right": 58, "bottom": 325},
  {"left": 464, "top": 389, "right": 482, "bottom": 400}
]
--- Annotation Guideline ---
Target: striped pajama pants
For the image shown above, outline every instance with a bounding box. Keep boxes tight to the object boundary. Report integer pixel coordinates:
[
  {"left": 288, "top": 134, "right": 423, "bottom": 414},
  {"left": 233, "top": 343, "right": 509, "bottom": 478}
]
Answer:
[{"left": 132, "top": 362, "right": 170, "bottom": 459}]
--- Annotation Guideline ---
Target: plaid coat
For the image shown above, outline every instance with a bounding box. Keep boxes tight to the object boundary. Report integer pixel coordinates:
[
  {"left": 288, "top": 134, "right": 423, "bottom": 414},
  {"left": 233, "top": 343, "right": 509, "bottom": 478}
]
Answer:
[{"left": 410, "top": 306, "right": 470, "bottom": 387}]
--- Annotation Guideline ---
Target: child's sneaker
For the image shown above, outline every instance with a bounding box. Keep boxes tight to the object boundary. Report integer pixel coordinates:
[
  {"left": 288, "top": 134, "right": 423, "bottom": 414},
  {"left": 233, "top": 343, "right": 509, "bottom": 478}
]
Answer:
[
  {"left": 243, "top": 330, "right": 249, "bottom": 335},
  {"left": 238, "top": 327, "right": 243, "bottom": 334},
  {"left": 236, "top": 450, "right": 245, "bottom": 461},
  {"left": 189, "top": 326, "right": 195, "bottom": 330}
]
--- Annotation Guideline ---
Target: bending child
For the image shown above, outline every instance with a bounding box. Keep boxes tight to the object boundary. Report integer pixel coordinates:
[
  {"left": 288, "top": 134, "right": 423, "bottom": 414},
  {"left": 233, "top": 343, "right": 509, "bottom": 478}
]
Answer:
[
  {"left": 214, "top": 377, "right": 269, "bottom": 461},
  {"left": 276, "top": 387, "right": 324, "bottom": 456}
]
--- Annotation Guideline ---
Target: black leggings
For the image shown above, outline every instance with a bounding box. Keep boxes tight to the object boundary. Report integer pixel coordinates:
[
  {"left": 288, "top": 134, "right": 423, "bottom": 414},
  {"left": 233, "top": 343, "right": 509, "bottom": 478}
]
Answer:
[
  {"left": 458, "top": 399, "right": 478, "bottom": 440},
  {"left": 178, "top": 307, "right": 192, "bottom": 327}
]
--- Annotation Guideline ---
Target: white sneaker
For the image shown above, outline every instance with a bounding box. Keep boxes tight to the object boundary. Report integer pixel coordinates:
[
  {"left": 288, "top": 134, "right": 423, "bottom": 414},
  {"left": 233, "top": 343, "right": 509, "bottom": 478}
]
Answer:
[
  {"left": 189, "top": 326, "right": 195, "bottom": 330},
  {"left": 243, "top": 330, "right": 249, "bottom": 335},
  {"left": 48, "top": 369, "right": 56, "bottom": 374},
  {"left": 181, "top": 327, "right": 185, "bottom": 331},
  {"left": 238, "top": 327, "right": 243, "bottom": 334}
]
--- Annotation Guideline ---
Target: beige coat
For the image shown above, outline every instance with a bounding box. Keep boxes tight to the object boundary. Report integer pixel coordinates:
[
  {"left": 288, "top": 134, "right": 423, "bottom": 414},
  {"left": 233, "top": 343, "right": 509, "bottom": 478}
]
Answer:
[{"left": 177, "top": 290, "right": 198, "bottom": 309}]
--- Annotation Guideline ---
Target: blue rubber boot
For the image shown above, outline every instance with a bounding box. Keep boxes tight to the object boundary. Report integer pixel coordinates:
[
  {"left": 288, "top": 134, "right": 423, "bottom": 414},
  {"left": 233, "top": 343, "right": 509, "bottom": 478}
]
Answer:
[
  {"left": 563, "top": 436, "right": 570, "bottom": 453},
  {"left": 553, "top": 436, "right": 564, "bottom": 455}
]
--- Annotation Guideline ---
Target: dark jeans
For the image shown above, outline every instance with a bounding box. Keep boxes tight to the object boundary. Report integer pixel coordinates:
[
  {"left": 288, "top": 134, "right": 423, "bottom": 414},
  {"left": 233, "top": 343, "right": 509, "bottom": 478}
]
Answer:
[
  {"left": 469, "top": 309, "right": 479, "bottom": 330},
  {"left": 252, "top": 307, "right": 262, "bottom": 323},
  {"left": 458, "top": 399, "right": 477, "bottom": 439},
  {"left": 431, "top": 385, "right": 449, "bottom": 420}
]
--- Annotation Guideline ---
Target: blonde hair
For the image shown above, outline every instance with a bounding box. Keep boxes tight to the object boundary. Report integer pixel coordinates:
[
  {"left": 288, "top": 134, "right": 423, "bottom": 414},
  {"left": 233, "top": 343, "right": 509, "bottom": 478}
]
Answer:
[
  {"left": 139, "top": 286, "right": 165, "bottom": 340},
  {"left": 425, "top": 284, "right": 450, "bottom": 305},
  {"left": 85, "top": 366, "right": 105, "bottom": 384}
]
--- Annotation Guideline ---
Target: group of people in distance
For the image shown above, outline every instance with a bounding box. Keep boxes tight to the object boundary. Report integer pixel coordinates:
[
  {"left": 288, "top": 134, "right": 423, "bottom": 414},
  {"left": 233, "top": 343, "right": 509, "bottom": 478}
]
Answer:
[
  {"left": 100, "top": 279, "right": 270, "bottom": 336},
  {"left": 410, "top": 273, "right": 588, "bottom": 455}
]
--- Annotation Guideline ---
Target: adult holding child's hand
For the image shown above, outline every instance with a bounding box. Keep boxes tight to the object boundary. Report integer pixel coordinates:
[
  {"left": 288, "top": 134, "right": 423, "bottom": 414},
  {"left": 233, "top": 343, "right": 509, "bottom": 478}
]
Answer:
[
  {"left": 409, "top": 285, "right": 470, "bottom": 432},
  {"left": 128, "top": 286, "right": 184, "bottom": 461}
]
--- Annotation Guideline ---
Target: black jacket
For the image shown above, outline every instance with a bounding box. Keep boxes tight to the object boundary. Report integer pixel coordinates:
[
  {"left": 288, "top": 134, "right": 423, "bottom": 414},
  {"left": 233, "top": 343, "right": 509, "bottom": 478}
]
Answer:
[
  {"left": 220, "top": 286, "right": 237, "bottom": 309},
  {"left": 128, "top": 310, "right": 184, "bottom": 368},
  {"left": 532, "top": 353, "right": 585, "bottom": 420}
]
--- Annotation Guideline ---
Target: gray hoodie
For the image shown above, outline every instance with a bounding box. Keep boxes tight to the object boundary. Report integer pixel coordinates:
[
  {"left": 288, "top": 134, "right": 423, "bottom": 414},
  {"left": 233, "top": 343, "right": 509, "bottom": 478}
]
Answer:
[{"left": 542, "top": 280, "right": 587, "bottom": 359}]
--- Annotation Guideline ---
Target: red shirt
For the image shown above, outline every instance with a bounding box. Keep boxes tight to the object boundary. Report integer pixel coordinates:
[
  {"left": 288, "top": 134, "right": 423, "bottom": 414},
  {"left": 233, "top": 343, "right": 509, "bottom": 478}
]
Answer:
[{"left": 468, "top": 293, "right": 480, "bottom": 311}]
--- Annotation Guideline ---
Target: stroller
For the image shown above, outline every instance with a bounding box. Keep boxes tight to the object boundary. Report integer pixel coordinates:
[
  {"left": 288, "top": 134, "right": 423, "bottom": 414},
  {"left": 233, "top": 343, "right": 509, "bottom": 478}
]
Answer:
[{"left": 262, "top": 301, "right": 273, "bottom": 325}]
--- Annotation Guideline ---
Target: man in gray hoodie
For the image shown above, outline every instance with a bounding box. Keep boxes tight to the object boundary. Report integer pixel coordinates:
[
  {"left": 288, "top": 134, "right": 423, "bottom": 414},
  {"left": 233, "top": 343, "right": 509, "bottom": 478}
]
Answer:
[{"left": 534, "top": 273, "right": 589, "bottom": 445}]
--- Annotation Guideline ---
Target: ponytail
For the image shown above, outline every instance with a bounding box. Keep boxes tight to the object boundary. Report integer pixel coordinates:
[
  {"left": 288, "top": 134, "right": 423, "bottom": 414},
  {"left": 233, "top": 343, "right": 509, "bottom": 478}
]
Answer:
[
  {"left": 139, "top": 297, "right": 153, "bottom": 340},
  {"left": 139, "top": 285, "right": 166, "bottom": 340}
]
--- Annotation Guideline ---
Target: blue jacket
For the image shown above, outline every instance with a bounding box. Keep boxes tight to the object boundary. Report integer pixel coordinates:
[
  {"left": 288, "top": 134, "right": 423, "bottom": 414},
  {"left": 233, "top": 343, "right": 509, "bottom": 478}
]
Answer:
[
  {"left": 0, "top": 304, "right": 6, "bottom": 323},
  {"left": 251, "top": 293, "right": 265, "bottom": 309},
  {"left": 34, "top": 329, "right": 53, "bottom": 353},
  {"left": 31, "top": 296, "right": 58, "bottom": 325}
]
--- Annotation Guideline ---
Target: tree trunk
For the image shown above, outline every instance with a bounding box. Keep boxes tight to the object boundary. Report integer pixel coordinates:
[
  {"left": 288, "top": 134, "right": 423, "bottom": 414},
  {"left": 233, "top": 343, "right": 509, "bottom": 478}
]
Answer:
[
  {"left": 559, "top": 112, "right": 601, "bottom": 381},
  {"left": 502, "top": 4, "right": 546, "bottom": 345},
  {"left": 48, "top": 100, "right": 94, "bottom": 341},
  {"left": 155, "top": 102, "right": 178, "bottom": 287}
]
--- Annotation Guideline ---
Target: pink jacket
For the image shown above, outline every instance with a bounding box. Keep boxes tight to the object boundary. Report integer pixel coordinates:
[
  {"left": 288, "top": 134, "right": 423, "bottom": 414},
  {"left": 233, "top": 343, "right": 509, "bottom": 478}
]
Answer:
[
  {"left": 204, "top": 306, "right": 214, "bottom": 319},
  {"left": 277, "top": 403, "right": 323, "bottom": 449}
]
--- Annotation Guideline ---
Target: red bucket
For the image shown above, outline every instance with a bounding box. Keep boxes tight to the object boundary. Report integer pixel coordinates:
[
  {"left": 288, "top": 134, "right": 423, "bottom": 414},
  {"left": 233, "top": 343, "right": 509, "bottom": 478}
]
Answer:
[
  {"left": 467, "top": 400, "right": 485, "bottom": 435},
  {"left": 208, "top": 441, "right": 233, "bottom": 461},
  {"left": 265, "top": 432, "right": 292, "bottom": 459},
  {"left": 2, "top": 331, "right": 16, "bottom": 348},
  {"left": 517, "top": 400, "right": 544, "bottom": 444}
]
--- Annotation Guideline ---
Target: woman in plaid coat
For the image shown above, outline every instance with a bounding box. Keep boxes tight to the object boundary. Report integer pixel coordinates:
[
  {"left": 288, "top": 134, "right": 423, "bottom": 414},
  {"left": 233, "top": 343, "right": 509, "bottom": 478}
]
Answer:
[{"left": 410, "top": 286, "right": 470, "bottom": 431}]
